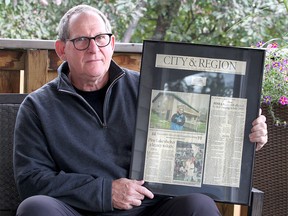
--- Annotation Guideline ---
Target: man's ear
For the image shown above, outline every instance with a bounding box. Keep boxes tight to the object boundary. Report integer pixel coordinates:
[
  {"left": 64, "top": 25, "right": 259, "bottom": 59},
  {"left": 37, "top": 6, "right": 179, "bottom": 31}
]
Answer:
[
  {"left": 110, "top": 35, "right": 115, "bottom": 51},
  {"left": 55, "top": 39, "right": 67, "bottom": 61}
]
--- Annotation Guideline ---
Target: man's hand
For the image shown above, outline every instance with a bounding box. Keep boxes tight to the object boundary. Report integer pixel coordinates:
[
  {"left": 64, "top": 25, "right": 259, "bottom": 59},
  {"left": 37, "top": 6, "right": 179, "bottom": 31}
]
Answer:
[
  {"left": 112, "top": 178, "right": 154, "bottom": 210},
  {"left": 249, "top": 109, "right": 268, "bottom": 151}
]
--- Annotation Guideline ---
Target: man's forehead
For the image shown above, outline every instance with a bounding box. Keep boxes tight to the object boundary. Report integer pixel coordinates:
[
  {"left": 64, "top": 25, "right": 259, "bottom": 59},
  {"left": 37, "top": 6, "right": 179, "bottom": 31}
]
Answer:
[
  {"left": 68, "top": 12, "right": 106, "bottom": 35},
  {"left": 70, "top": 11, "right": 103, "bottom": 24}
]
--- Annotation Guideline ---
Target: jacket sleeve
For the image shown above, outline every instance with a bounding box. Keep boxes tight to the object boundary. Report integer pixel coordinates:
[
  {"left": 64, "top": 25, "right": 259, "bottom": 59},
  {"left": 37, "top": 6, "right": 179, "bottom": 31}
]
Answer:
[{"left": 13, "top": 100, "right": 113, "bottom": 213}]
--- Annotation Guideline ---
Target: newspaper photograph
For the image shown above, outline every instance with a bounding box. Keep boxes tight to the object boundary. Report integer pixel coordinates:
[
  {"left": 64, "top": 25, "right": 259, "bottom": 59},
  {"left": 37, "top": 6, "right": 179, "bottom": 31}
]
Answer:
[{"left": 143, "top": 90, "right": 210, "bottom": 187}]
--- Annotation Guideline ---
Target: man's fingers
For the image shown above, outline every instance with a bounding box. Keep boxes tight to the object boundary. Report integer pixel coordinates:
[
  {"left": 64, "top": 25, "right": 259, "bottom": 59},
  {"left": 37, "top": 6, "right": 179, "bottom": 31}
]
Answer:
[
  {"left": 112, "top": 178, "right": 154, "bottom": 210},
  {"left": 252, "top": 115, "right": 266, "bottom": 127},
  {"left": 135, "top": 182, "right": 154, "bottom": 199},
  {"left": 131, "top": 198, "right": 142, "bottom": 207}
]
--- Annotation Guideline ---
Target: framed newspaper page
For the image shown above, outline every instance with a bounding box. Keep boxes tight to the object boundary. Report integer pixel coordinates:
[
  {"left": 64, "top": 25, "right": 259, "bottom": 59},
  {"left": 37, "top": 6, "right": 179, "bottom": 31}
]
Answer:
[{"left": 129, "top": 40, "right": 265, "bottom": 205}]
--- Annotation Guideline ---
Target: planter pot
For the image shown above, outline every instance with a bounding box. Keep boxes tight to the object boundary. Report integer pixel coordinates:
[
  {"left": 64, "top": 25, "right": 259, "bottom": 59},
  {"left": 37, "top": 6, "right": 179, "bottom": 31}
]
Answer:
[{"left": 253, "top": 104, "right": 288, "bottom": 216}]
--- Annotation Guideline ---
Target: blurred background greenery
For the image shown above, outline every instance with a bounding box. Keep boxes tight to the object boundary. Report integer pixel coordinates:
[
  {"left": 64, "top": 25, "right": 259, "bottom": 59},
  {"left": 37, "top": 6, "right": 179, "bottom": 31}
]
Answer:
[{"left": 0, "top": 0, "right": 287, "bottom": 47}]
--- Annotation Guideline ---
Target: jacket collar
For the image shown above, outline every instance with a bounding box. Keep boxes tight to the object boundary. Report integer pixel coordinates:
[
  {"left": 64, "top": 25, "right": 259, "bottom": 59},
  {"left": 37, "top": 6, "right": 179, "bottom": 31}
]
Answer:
[{"left": 57, "top": 60, "right": 125, "bottom": 93}]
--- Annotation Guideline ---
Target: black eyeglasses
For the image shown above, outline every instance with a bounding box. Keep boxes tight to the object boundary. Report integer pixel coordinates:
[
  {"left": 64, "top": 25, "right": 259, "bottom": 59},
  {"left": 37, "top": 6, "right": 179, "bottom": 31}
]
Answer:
[{"left": 68, "top": 33, "right": 113, "bottom": 51}]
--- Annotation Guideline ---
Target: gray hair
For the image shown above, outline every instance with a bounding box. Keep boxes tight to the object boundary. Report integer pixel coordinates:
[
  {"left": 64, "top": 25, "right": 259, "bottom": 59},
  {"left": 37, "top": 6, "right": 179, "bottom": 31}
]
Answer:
[{"left": 57, "top": 5, "right": 112, "bottom": 40}]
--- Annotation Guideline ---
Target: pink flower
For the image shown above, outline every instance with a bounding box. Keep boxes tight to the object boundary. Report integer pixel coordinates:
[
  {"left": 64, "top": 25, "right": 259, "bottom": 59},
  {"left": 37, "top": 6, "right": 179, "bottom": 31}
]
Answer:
[
  {"left": 279, "top": 96, "right": 288, "bottom": 105},
  {"left": 267, "top": 42, "right": 278, "bottom": 49}
]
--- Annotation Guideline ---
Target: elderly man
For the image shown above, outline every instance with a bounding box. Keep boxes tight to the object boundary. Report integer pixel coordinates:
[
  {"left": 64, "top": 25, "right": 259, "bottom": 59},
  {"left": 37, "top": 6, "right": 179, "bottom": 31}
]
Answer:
[{"left": 13, "top": 5, "right": 268, "bottom": 216}]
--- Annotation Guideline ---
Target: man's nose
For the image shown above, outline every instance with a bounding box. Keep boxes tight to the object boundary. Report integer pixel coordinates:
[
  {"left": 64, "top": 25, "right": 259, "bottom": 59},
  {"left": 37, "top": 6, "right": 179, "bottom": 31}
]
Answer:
[{"left": 88, "top": 39, "right": 100, "bottom": 52}]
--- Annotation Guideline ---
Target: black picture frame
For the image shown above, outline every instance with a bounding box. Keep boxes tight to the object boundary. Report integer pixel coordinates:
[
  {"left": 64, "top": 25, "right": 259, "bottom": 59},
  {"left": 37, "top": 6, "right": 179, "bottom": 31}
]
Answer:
[{"left": 129, "top": 40, "right": 265, "bottom": 205}]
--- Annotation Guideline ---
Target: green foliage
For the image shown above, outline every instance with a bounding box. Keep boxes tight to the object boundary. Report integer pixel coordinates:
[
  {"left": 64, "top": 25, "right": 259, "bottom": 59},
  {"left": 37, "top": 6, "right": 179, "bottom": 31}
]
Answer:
[
  {"left": 0, "top": 0, "right": 287, "bottom": 47},
  {"left": 0, "top": 1, "right": 50, "bottom": 39},
  {"left": 132, "top": 0, "right": 288, "bottom": 46},
  {"left": 0, "top": 0, "right": 114, "bottom": 39}
]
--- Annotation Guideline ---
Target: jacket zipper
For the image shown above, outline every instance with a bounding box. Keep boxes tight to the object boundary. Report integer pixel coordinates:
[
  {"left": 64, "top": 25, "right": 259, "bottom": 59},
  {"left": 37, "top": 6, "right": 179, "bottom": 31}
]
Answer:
[
  {"left": 59, "top": 73, "right": 125, "bottom": 128},
  {"left": 102, "top": 73, "right": 124, "bottom": 127}
]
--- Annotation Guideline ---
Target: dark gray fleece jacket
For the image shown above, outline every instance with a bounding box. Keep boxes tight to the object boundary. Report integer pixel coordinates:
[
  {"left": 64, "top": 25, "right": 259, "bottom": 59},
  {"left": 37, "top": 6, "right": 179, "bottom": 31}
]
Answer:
[{"left": 13, "top": 61, "right": 140, "bottom": 213}]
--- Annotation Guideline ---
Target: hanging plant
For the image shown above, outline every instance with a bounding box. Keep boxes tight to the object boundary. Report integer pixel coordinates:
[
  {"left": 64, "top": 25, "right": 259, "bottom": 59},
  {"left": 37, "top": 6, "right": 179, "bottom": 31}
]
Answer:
[{"left": 255, "top": 39, "right": 288, "bottom": 127}]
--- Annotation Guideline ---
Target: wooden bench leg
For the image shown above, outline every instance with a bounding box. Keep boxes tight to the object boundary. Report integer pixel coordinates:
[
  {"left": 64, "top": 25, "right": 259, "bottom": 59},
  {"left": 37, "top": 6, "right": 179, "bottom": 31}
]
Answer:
[{"left": 248, "top": 188, "right": 264, "bottom": 216}]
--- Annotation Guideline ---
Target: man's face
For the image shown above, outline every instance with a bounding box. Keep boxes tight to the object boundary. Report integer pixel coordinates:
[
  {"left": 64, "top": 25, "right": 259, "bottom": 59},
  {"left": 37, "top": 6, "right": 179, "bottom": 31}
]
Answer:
[{"left": 59, "top": 11, "right": 115, "bottom": 85}]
